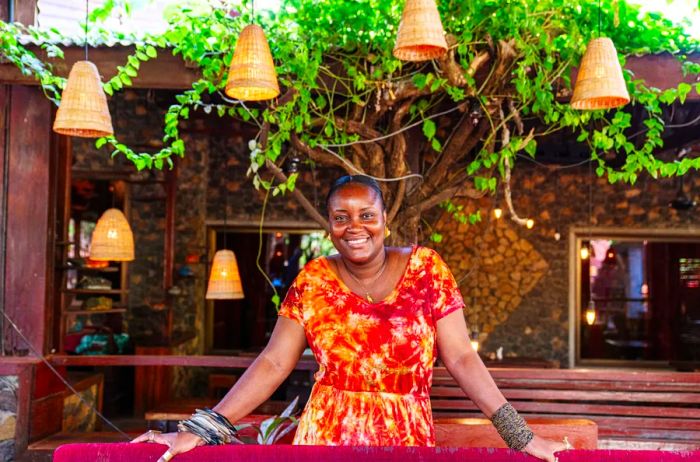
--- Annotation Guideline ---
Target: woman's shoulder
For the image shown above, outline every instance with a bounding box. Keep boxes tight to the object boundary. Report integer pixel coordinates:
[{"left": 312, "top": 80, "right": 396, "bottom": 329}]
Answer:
[
  {"left": 293, "top": 255, "right": 332, "bottom": 284},
  {"left": 411, "top": 245, "right": 442, "bottom": 261}
]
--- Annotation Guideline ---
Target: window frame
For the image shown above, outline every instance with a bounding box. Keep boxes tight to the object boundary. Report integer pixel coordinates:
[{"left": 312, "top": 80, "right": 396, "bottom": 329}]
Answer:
[
  {"left": 568, "top": 226, "right": 700, "bottom": 368},
  {"left": 205, "top": 223, "right": 324, "bottom": 355}
]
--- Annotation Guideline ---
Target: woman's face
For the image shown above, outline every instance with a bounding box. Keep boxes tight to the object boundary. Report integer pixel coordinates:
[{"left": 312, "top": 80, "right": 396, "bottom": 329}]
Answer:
[{"left": 327, "top": 183, "right": 386, "bottom": 264}]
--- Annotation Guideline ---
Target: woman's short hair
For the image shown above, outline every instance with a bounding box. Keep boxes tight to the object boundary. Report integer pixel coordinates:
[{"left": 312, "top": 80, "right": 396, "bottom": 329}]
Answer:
[{"left": 326, "top": 175, "right": 385, "bottom": 213}]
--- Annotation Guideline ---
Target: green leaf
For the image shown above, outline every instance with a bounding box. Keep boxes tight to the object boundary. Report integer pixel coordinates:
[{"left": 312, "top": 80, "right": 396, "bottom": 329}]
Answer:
[
  {"left": 145, "top": 45, "right": 158, "bottom": 58},
  {"left": 413, "top": 73, "right": 428, "bottom": 90},
  {"left": 678, "top": 82, "right": 692, "bottom": 104},
  {"left": 422, "top": 119, "right": 436, "bottom": 140}
]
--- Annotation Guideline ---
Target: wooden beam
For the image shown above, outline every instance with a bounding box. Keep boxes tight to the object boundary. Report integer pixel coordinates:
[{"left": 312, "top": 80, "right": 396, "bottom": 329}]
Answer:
[
  {"left": 49, "top": 354, "right": 320, "bottom": 370},
  {"left": 0, "top": 46, "right": 200, "bottom": 90},
  {"left": 0, "top": 85, "right": 8, "bottom": 355},
  {"left": 625, "top": 53, "right": 700, "bottom": 100},
  {"left": 1, "top": 44, "right": 698, "bottom": 98}
]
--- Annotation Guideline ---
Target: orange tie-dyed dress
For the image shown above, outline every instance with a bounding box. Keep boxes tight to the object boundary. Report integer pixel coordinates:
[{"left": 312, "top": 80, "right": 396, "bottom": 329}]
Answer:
[{"left": 279, "top": 246, "right": 465, "bottom": 446}]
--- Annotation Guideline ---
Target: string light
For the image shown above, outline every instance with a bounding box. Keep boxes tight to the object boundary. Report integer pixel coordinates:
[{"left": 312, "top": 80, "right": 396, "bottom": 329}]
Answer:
[
  {"left": 585, "top": 301, "right": 597, "bottom": 326},
  {"left": 580, "top": 246, "right": 590, "bottom": 260},
  {"left": 493, "top": 208, "right": 503, "bottom": 219},
  {"left": 525, "top": 219, "right": 534, "bottom": 229}
]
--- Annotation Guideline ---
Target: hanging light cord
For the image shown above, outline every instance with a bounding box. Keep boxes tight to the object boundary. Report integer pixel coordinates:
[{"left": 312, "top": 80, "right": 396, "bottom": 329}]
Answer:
[
  {"left": 598, "top": 0, "right": 602, "bottom": 38},
  {"left": 223, "top": 166, "right": 228, "bottom": 250},
  {"left": 85, "top": 0, "right": 89, "bottom": 60},
  {"left": 588, "top": 142, "right": 594, "bottom": 308}
]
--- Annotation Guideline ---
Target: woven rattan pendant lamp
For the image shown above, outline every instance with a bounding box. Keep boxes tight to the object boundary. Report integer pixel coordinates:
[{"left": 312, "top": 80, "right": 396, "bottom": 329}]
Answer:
[
  {"left": 570, "top": 0, "right": 629, "bottom": 110},
  {"left": 224, "top": 0, "right": 279, "bottom": 101},
  {"left": 393, "top": 0, "right": 448, "bottom": 62},
  {"left": 53, "top": 0, "right": 113, "bottom": 137},
  {"left": 206, "top": 156, "right": 244, "bottom": 299},
  {"left": 570, "top": 37, "right": 629, "bottom": 110},
  {"left": 206, "top": 250, "right": 244, "bottom": 299},
  {"left": 89, "top": 208, "right": 135, "bottom": 261}
]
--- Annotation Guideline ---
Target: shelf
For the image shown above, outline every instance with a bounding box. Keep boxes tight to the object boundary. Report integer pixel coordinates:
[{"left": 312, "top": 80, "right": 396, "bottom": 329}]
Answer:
[
  {"left": 60, "top": 266, "right": 119, "bottom": 273},
  {"left": 63, "top": 308, "right": 127, "bottom": 316},
  {"left": 63, "top": 289, "right": 126, "bottom": 295}
]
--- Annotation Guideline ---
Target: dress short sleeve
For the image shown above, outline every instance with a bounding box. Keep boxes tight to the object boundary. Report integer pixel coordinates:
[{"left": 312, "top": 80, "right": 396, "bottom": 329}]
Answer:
[
  {"left": 278, "top": 277, "right": 304, "bottom": 326},
  {"left": 426, "top": 248, "right": 465, "bottom": 321}
]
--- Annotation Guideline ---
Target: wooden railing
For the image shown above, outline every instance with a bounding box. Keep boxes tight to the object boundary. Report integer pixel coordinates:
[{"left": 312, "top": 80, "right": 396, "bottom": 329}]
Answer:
[{"left": 430, "top": 367, "right": 700, "bottom": 446}]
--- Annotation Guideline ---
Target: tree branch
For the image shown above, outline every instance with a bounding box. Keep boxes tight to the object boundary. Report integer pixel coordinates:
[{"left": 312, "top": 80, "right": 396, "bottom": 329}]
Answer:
[
  {"left": 387, "top": 179, "right": 405, "bottom": 224},
  {"left": 418, "top": 115, "right": 490, "bottom": 200},
  {"left": 265, "top": 159, "right": 329, "bottom": 231},
  {"left": 290, "top": 133, "right": 357, "bottom": 174}
]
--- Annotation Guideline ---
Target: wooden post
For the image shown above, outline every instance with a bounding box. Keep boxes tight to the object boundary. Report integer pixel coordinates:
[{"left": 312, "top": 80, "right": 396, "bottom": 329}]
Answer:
[
  {"left": 164, "top": 162, "right": 177, "bottom": 342},
  {"left": 1, "top": 85, "right": 52, "bottom": 355},
  {"left": 11, "top": 0, "right": 36, "bottom": 25}
]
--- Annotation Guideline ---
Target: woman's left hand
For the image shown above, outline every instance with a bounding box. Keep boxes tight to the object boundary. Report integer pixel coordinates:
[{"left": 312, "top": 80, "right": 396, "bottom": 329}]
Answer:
[{"left": 522, "top": 435, "right": 570, "bottom": 462}]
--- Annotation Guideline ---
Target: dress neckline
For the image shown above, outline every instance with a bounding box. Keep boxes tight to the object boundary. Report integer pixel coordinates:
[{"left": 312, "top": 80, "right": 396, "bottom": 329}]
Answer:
[{"left": 321, "top": 245, "right": 417, "bottom": 305}]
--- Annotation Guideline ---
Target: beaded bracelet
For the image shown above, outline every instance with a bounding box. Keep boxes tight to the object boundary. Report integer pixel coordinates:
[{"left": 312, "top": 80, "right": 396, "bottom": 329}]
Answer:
[
  {"left": 177, "top": 408, "right": 243, "bottom": 445},
  {"left": 490, "top": 403, "right": 534, "bottom": 450}
]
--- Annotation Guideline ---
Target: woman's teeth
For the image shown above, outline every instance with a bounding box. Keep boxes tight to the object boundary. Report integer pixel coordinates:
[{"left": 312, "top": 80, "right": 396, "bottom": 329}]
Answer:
[{"left": 346, "top": 237, "right": 369, "bottom": 246}]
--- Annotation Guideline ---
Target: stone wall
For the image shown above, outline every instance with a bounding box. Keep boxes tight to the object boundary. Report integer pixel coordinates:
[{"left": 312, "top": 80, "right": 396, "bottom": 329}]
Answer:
[
  {"left": 0, "top": 376, "right": 17, "bottom": 461},
  {"left": 73, "top": 89, "right": 700, "bottom": 371},
  {"left": 434, "top": 164, "right": 700, "bottom": 365},
  {"left": 73, "top": 89, "right": 333, "bottom": 396}
]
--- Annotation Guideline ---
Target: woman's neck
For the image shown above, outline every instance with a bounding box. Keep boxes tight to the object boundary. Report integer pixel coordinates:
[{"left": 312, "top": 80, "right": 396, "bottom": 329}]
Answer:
[{"left": 341, "top": 247, "right": 388, "bottom": 281}]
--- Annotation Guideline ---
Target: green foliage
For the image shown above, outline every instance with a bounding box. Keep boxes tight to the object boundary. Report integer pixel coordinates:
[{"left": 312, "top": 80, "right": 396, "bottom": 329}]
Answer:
[
  {"left": 0, "top": 21, "right": 65, "bottom": 104},
  {"left": 299, "top": 232, "right": 337, "bottom": 267},
  {"left": 440, "top": 200, "right": 482, "bottom": 225},
  {"left": 2, "top": 0, "right": 700, "bottom": 203},
  {"left": 254, "top": 396, "right": 299, "bottom": 444}
]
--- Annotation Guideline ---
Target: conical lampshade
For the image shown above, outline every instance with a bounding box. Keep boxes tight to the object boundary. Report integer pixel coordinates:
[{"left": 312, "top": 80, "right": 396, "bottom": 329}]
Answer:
[
  {"left": 206, "top": 249, "right": 244, "bottom": 299},
  {"left": 53, "top": 60, "right": 114, "bottom": 137},
  {"left": 393, "top": 0, "right": 448, "bottom": 62},
  {"left": 571, "top": 37, "right": 630, "bottom": 110},
  {"left": 89, "top": 208, "right": 134, "bottom": 262},
  {"left": 225, "top": 24, "right": 280, "bottom": 101}
]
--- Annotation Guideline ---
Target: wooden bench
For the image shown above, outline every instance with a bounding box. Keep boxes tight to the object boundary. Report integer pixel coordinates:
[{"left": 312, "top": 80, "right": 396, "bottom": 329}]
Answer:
[{"left": 431, "top": 367, "right": 700, "bottom": 449}]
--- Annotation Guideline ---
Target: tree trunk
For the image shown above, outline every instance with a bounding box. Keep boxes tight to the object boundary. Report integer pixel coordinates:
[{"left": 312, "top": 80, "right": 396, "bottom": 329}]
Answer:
[{"left": 388, "top": 208, "right": 421, "bottom": 246}]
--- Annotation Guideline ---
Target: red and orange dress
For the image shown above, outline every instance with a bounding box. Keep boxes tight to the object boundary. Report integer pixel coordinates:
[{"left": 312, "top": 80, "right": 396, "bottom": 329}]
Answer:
[{"left": 279, "top": 246, "right": 465, "bottom": 446}]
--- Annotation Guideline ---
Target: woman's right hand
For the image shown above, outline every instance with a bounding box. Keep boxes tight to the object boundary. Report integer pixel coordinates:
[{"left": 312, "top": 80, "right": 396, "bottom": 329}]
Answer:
[{"left": 131, "top": 430, "right": 204, "bottom": 462}]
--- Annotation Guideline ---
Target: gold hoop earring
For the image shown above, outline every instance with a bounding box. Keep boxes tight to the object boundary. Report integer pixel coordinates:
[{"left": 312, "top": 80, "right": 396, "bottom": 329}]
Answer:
[{"left": 385, "top": 227, "right": 391, "bottom": 238}]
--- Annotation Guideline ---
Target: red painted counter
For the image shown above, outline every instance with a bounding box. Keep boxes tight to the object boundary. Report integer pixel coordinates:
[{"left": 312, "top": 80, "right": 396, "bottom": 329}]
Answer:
[{"left": 54, "top": 443, "right": 700, "bottom": 462}]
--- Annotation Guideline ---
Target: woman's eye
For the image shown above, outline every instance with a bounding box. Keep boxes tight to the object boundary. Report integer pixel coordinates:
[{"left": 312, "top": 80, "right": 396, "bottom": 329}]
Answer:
[
  {"left": 362, "top": 213, "right": 374, "bottom": 220},
  {"left": 334, "top": 216, "right": 347, "bottom": 222}
]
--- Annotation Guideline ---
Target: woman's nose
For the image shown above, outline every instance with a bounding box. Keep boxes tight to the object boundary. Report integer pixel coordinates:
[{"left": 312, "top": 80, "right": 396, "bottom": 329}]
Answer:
[{"left": 348, "top": 216, "right": 364, "bottom": 229}]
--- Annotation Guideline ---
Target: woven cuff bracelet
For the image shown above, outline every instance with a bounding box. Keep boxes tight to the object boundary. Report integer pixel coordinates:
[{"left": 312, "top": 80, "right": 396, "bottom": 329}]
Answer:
[
  {"left": 177, "top": 408, "right": 242, "bottom": 445},
  {"left": 490, "top": 403, "right": 534, "bottom": 451}
]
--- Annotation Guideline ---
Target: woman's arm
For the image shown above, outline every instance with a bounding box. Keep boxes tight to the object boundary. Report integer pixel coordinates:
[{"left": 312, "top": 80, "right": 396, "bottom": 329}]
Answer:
[
  {"left": 133, "top": 316, "right": 307, "bottom": 461},
  {"left": 435, "top": 309, "right": 506, "bottom": 417},
  {"left": 213, "top": 316, "right": 307, "bottom": 419},
  {"left": 436, "top": 309, "right": 565, "bottom": 462}
]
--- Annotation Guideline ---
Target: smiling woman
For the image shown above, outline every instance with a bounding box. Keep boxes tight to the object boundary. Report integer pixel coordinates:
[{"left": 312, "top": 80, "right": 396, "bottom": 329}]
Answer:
[{"left": 132, "top": 175, "right": 566, "bottom": 462}]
